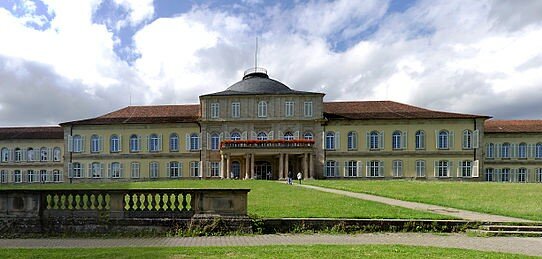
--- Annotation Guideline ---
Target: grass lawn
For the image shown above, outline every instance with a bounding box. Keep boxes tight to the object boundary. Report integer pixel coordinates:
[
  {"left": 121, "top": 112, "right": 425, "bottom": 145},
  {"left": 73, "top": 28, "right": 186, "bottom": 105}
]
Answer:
[
  {"left": 0, "top": 245, "right": 533, "bottom": 259},
  {"left": 306, "top": 180, "right": 542, "bottom": 221},
  {"left": 1, "top": 180, "right": 447, "bottom": 219}
]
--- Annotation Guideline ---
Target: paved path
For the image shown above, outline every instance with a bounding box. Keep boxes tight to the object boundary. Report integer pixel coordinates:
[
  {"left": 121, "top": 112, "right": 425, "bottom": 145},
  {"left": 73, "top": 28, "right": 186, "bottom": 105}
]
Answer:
[
  {"left": 1, "top": 233, "right": 541, "bottom": 256},
  {"left": 298, "top": 184, "right": 535, "bottom": 222}
]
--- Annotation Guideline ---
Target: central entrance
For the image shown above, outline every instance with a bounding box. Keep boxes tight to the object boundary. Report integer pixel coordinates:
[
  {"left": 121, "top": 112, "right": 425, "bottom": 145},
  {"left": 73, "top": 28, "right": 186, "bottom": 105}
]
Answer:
[{"left": 255, "top": 161, "right": 272, "bottom": 180}]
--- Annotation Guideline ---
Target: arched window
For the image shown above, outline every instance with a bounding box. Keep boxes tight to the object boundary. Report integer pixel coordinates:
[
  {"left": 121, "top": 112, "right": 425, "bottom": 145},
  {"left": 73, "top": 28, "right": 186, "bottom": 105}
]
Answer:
[
  {"left": 190, "top": 133, "right": 200, "bottom": 150},
  {"left": 347, "top": 131, "right": 357, "bottom": 150},
  {"left": 72, "top": 135, "right": 82, "bottom": 152},
  {"left": 463, "top": 130, "right": 472, "bottom": 149},
  {"left": 325, "top": 132, "right": 335, "bottom": 150},
  {"left": 149, "top": 134, "right": 160, "bottom": 152},
  {"left": 438, "top": 130, "right": 449, "bottom": 149},
  {"left": 536, "top": 143, "right": 542, "bottom": 159},
  {"left": 518, "top": 143, "right": 527, "bottom": 158},
  {"left": 303, "top": 132, "right": 313, "bottom": 140},
  {"left": 284, "top": 132, "right": 294, "bottom": 140},
  {"left": 14, "top": 148, "right": 21, "bottom": 162},
  {"left": 110, "top": 135, "right": 120, "bottom": 152},
  {"left": 40, "top": 147, "right": 48, "bottom": 161},
  {"left": 211, "top": 133, "right": 220, "bottom": 150},
  {"left": 324, "top": 160, "right": 338, "bottom": 177},
  {"left": 501, "top": 143, "right": 510, "bottom": 158},
  {"left": 415, "top": 130, "right": 425, "bottom": 149},
  {"left": 369, "top": 131, "right": 380, "bottom": 150},
  {"left": 53, "top": 147, "right": 61, "bottom": 161},
  {"left": 130, "top": 134, "right": 140, "bottom": 152},
  {"left": 27, "top": 148, "right": 34, "bottom": 161},
  {"left": 257, "top": 132, "right": 268, "bottom": 141},
  {"left": 1, "top": 148, "right": 8, "bottom": 162},
  {"left": 230, "top": 132, "right": 241, "bottom": 141},
  {"left": 487, "top": 143, "right": 494, "bottom": 158},
  {"left": 91, "top": 135, "right": 100, "bottom": 153},
  {"left": 392, "top": 131, "right": 402, "bottom": 150},
  {"left": 170, "top": 133, "right": 179, "bottom": 151},
  {"left": 257, "top": 101, "right": 267, "bottom": 117}
]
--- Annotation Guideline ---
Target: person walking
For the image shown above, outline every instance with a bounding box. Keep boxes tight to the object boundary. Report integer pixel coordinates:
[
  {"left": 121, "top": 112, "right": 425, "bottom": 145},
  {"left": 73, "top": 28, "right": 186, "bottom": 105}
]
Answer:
[
  {"left": 297, "top": 172, "right": 302, "bottom": 184},
  {"left": 287, "top": 171, "right": 293, "bottom": 185}
]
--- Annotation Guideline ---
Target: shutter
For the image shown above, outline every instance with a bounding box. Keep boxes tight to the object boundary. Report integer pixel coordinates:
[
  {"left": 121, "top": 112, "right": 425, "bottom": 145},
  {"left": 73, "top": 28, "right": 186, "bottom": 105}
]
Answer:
[
  {"left": 294, "top": 131, "right": 300, "bottom": 139},
  {"left": 80, "top": 163, "right": 85, "bottom": 178},
  {"left": 366, "top": 132, "right": 370, "bottom": 150},
  {"left": 119, "top": 163, "right": 123, "bottom": 178},
  {"left": 322, "top": 132, "right": 326, "bottom": 149},
  {"left": 22, "top": 149, "right": 27, "bottom": 162},
  {"left": 473, "top": 160, "right": 479, "bottom": 178},
  {"left": 448, "top": 161, "right": 453, "bottom": 177},
  {"left": 449, "top": 131, "right": 454, "bottom": 149},
  {"left": 527, "top": 169, "right": 530, "bottom": 183},
  {"left": 100, "top": 163, "right": 104, "bottom": 178},
  {"left": 48, "top": 148, "right": 53, "bottom": 161},
  {"left": 107, "top": 163, "right": 111, "bottom": 178},
  {"left": 496, "top": 144, "right": 501, "bottom": 158},
  {"left": 241, "top": 131, "right": 247, "bottom": 140},
  {"left": 379, "top": 131, "right": 384, "bottom": 149},
  {"left": 511, "top": 144, "right": 517, "bottom": 158},
  {"left": 46, "top": 170, "right": 51, "bottom": 182},
  {"left": 379, "top": 161, "right": 384, "bottom": 177},
  {"left": 207, "top": 133, "right": 211, "bottom": 149},
  {"left": 137, "top": 135, "right": 141, "bottom": 151},
  {"left": 159, "top": 134, "right": 163, "bottom": 151},
  {"left": 219, "top": 133, "right": 223, "bottom": 146},
  {"left": 207, "top": 161, "right": 211, "bottom": 177},
  {"left": 527, "top": 144, "right": 533, "bottom": 158},
  {"left": 34, "top": 149, "right": 40, "bottom": 161},
  {"left": 99, "top": 136, "right": 104, "bottom": 152},
  {"left": 357, "top": 161, "right": 362, "bottom": 177},
  {"left": 198, "top": 133, "right": 201, "bottom": 150},
  {"left": 166, "top": 162, "right": 171, "bottom": 177},
  {"left": 185, "top": 134, "right": 190, "bottom": 150},
  {"left": 268, "top": 131, "right": 274, "bottom": 140},
  {"left": 366, "top": 161, "right": 370, "bottom": 177},
  {"left": 343, "top": 161, "right": 347, "bottom": 177},
  {"left": 335, "top": 132, "right": 340, "bottom": 149},
  {"left": 118, "top": 135, "right": 123, "bottom": 152},
  {"left": 21, "top": 171, "right": 26, "bottom": 183},
  {"left": 67, "top": 135, "right": 73, "bottom": 152},
  {"left": 81, "top": 136, "right": 85, "bottom": 152},
  {"left": 456, "top": 161, "right": 461, "bottom": 177},
  {"left": 68, "top": 163, "right": 73, "bottom": 178},
  {"left": 434, "top": 160, "right": 438, "bottom": 177},
  {"left": 88, "top": 163, "right": 92, "bottom": 178},
  {"left": 179, "top": 162, "right": 183, "bottom": 177},
  {"left": 473, "top": 130, "right": 479, "bottom": 148},
  {"left": 402, "top": 131, "right": 407, "bottom": 149}
]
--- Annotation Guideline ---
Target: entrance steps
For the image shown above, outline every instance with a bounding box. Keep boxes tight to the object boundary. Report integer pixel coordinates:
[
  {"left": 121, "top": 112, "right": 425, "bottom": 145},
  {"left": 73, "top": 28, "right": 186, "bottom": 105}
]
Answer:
[{"left": 470, "top": 224, "right": 542, "bottom": 237}]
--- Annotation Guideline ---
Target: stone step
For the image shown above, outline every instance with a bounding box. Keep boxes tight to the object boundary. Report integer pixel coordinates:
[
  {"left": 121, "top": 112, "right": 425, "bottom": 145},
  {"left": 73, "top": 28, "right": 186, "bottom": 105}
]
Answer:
[
  {"left": 480, "top": 225, "right": 542, "bottom": 232},
  {"left": 469, "top": 229, "right": 542, "bottom": 237}
]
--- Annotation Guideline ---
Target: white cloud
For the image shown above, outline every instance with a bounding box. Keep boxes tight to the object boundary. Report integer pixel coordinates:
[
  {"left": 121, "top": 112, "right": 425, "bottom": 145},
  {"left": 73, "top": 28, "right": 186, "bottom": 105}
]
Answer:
[{"left": 113, "top": 0, "right": 154, "bottom": 28}]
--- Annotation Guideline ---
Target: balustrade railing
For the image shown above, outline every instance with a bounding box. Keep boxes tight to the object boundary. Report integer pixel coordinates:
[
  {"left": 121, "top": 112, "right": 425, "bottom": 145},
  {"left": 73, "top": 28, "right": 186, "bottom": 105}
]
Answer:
[{"left": 221, "top": 140, "right": 315, "bottom": 149}]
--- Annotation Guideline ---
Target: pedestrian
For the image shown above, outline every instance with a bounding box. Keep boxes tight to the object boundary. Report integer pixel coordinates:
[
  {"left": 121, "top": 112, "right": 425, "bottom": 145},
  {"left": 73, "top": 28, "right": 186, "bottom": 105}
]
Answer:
[
  {"left": 267, "top": 171, "right": 271, "bottom": 180},
  {"left": 297, "top": 172, "right": 302, "bottom": 184},
  {"left": 287, "top": 171, "right": 293, "bottom": 185}
]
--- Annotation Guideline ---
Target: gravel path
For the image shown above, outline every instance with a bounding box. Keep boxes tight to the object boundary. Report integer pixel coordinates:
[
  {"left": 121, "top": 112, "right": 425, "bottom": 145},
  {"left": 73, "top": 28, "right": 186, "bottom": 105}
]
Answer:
[{"left": 1, "top": 233, "right": 541, "bottom": 256}]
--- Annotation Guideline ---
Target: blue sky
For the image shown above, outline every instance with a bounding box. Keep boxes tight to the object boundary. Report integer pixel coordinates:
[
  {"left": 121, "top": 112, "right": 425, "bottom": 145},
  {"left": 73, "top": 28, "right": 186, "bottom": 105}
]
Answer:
[{"left": 0, "top": 0, "right": 541, "bottom": 126}]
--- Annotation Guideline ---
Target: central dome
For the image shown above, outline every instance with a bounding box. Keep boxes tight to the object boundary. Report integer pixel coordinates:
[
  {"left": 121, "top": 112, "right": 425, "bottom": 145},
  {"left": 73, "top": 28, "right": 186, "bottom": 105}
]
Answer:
[{"left": 225, "top": 67, "right": 294, "bottom": 94}]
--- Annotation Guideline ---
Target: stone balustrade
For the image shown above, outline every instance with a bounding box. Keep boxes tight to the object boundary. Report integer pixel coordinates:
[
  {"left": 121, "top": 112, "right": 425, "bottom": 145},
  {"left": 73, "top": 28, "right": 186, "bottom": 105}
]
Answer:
[{"left": 221, "top": 139, "right": 314, "bottom": 149}]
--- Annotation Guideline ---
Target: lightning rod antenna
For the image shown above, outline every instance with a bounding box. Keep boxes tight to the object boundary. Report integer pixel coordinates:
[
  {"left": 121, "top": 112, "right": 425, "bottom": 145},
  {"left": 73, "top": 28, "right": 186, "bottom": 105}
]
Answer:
[{"left": 254, "top": 37, "right": 258, "bottom": 68}]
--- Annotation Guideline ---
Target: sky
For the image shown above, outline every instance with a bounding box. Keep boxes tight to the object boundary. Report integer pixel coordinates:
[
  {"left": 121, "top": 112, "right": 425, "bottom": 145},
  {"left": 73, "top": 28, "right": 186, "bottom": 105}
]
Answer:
[{"left": 0, "top": 0, "right": 541, "bottom": 126}]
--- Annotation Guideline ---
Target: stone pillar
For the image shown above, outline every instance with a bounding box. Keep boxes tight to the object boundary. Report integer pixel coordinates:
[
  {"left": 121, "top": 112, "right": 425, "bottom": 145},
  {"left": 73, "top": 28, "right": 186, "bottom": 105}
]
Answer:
[
  {"left": 279, "top": 153, "right": 284, "bottom": 180},
  {"left": 245, "top": 154, "right": 250, "bottom": 179},
  {"left": 285, "top": 153, "right": 289, "bottom": 178},
  {"left": 220, "top": 154, "right": 225, "bottom": 179},
  {"left": 309, "top": 153, "right": 314, "bottom": 179},
  {"left": 303, "top": 153, "right": 308, "bottom": 180},
  {"left": 250, "top": 153, "right": 255, "bottom": 179},
  {"left": 226, "top": 155, "right": 231, "bottom": 179}
]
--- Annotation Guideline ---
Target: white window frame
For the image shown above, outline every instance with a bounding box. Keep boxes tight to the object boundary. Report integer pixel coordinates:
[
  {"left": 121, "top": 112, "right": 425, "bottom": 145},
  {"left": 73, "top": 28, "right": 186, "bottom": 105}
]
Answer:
[
  {"left": 517, "top": 168, "right": 527, "bottom": 182},
  {"left": 461, "top": 160, "right": 472, "bottom": 177},
  {"left": 257, "top": 101, "right": 267, "bottom": 118},
  {"left": 284, "top": 132, "right": 294, "bottom": 140},
  {"left": 40, "top": 147, "right": 48, "bottom": 161},
  {"left": 210, "top": 162, "right": 220, "bottom": 177},
  {"left": 304, "top": 101, "right": 313, "bottom": 117},
  {"left": 304, "top": 132, "right": 313, "bottom": 140},
  {"left": 463, "top": 130, "right": 472, "bottom": 149},
  {"left": 392, "top": 160, "right": 403, "bottom": 177},
  {"left": 210, "top": 103, "right": 220, "bottom": 119},
  {"left": 0, "top": 170, "right": 7, "bottom": 183},
  {"left": 518, "top": 143, "right": 527, "bottom": 159},
  {"left": 438, "top": 131, "right": 449, "bottom": 149},
  {"left": 345, "top": 160, "right": 358, "bottom": 177},
  {"left": 110, "top": 162, "right": 121, "bottom": 178},
  {"left": 150, "top": 162, "right": 159, "bottom": 179},
  {"left": 324, "top": 160, "right": 338, "bottom": 177},
  {"left": 368, "top": 160, "right": 383, "bottom": 177},
  {"left": 190, "top": 161, "right": 200, "bottom": 177},
  {"left": 487, "top": 143, "right": 494, "bottom": 159},
  {"left": 150, "top": 134, "right": 160, "bottom": 152},
  {"left": 170, "top": 133, "right": 179, "bottom": 152},
  {"left": 536, "top": 143, "right": 542, "bottom": 159},
  {"left": 347, "top": 131, "right": 357, "bottom": 150},
  {"left": 53, "top": 170, "right": 62, "bottom": 182},
  {"left": 392, "top": 131, "right": 402, "bottom": 150},
  {"left": 53, "top": 147, "right": 61, "bottom": 161},
  {"left": 285, "top": 101, "right": 294, "bottom": 117},
  {"left": 415, "top": 130, "right": 425, "bottom": 150},
  {"left": 436, "top": 160, "right": 449, "bottom": 177},
  {"left": 169, "top": 161, "right": 180, "bottom": 178},
  {"left": 130, "top": 134, "right": 140, "bottom": 152},
  {"left": 369, "top": 131, "right": 380, "bottom": 150},
  {"left": 416, "top": 160, "right": 425, "bottom": 177},
  {"left": 502, "top": 143, "right": 510, "bottom": 159},
  {"left": 72, "top": 163, "right": 82, "bottom": 178},
  {"left": 131, "top": 162, "right": 140, "bottom": 179},
  {"left": 91, "top": 135, "right": 100, "bottom": 153},
  {"left": 325, "top": 132, "right": 335, "bottom": 150},
  {"left": 190, "top": 133, "right": 200, "bottom": 150},
  {"left": 257, "top": 132, "right": 268, "bottom": 141},
  {"left": 231, "top": 102, "right": 240, "bottom": 118},
  {"left": 230, "top": 132, "right": 241, "bottom": 141},
  {"left": 211, "top": 133, "right": 220, "bottom": 150},
  {"left": 14, "top": 170, "right": 22, "bottom": 183},
  {"left": 110, "top": 135, "right": 120, "bottom": 153},
  {"left": 73, "top": 135, "right": 83, "bottom": 153},
  {"left": 91, "top": 162, "right": 102, "bottom": 178},
  {"left": 1, "top": 148, "right": 8, "bottom": 162}
]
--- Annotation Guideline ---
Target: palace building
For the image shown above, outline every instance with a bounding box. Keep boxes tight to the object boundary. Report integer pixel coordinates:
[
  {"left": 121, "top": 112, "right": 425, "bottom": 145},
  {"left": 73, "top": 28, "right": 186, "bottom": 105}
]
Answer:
[{"left": 1, "top": 68, "right": 542, "bottom": 184}]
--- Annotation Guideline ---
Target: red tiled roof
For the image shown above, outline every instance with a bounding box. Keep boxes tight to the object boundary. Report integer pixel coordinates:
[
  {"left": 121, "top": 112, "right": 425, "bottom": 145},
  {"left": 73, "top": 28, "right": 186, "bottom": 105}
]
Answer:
[
  {"left": 0, "top": 127, "right": 64, "bottom": 140},
  {"left": 61, "top": 104, "right": 201, "bottom": 125},
  {"left": 485, "top": 120, "right": 542, "bottom": 133},
  {"left": 323, "top": 101, "right": 489, "bottom": 120}
]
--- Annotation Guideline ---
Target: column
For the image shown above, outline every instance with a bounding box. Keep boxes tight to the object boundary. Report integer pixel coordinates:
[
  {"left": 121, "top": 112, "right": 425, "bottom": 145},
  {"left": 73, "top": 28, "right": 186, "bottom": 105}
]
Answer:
[
  {"left": 309, "top": 154, "right": 314, "bottom": 179},
  {"left": 285, "top": 153, "right": 289, "bottom": 178},
  {"left": 226, "top": 155, "right": 231, "bottom": 179},
  {"left": 220, "top": 154, "right": 225, "bottom": 179},
  {"left": 250, "top": 153, "right": 255, "bottom": 179},
  {"left": 245, "top": 154, "right": 250, "bottom": 180},
  {"left": 279, "top": 153, "right": 284, "bottom": 179},
  {"left": 303, "top": 153, "right": 308, "bottom": 180}
]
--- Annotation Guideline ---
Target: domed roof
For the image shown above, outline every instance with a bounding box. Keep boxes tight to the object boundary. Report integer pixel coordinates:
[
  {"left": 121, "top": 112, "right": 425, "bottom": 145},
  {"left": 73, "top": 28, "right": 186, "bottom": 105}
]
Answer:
[{"left": 202, "top": 68, "right": 323, "bottom": 97}]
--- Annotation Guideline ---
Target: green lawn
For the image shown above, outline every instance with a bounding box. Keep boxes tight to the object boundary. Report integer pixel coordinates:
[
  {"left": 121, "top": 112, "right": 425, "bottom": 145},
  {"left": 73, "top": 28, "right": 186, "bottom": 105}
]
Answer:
[
  {"left": 306, "top": 180, "right": 542, "bottom": 221},
  {"left": 1, "top": 180, "right": 446, "bottom": 219},
  {"left": 0, "top": 245, "right": 533, "bottom": 259}
]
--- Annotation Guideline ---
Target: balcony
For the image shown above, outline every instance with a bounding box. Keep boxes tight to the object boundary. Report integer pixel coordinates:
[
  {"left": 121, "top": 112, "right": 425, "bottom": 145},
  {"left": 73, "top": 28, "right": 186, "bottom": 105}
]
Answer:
[{"left": 221, "top": 139, "right": 315, "bottom": 149}]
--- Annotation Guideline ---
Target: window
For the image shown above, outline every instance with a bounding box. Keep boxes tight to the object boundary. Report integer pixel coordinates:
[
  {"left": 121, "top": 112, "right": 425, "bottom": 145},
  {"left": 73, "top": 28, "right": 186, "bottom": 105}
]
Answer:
[
  {"left": 501, "top": 143, "right": 510, "bottom": 158},
  {"left": 285, "top": 101, "right": 294, "bottom": 117},
  {"left": 149, "top": 134, "right": 160, "bottom": 152},
  {"left": 438, "top": 130, "right": 449, "bottom": 149},
  {"left": 436, "top": 160, "right": 449, "bottom": 177},
  {"left": 518, "top": 168, "right": 527, "bottom": 182},
  {"left": 73, "top": 135, "right": 83, "bottom": 152},
  {"left": 518, "top": 143, "right": 527, "bottom": 159},
  {"left": 536, "top": 143, "right": 542, "bottom": 159},
  {"left": 0, "top": 170, "right": 7, "bottom": 183},
  {"left": 14, "top": 170, "right": 22, "bottom": 183},
  {"left": 110, "top": 135, "right": 120, "bottom": 152},
  {"left": 230, "top": 132, "right": 241, "bottom": 140},
  {"left": 416, "top": 160, "right": 426, "bottom": 177},
  {"left": 27, "top": 170, "right": 37, "bottom": 182},
  {"left": 40, "top": 147, "right": 48, "bottom": 161},
  {"left": 347, "top": 131, "right": 357, "bottom": 150},
  {"left": 211, "top": 133, "right": 220, "bottom": 150},
  {"left": 345, "top": 161, "right": 358, "bottom": 177},
  {"left": 284, "top": 132, "right": 294, "bottom": 140},
  {"left": 130, "top": 134, "right": 140, "bottom": 152},
  {"left": 190, "top": 133, "right": 200, "bottom": 150},
  {"left": 27, "top": 148, "right": 34, "bottom": 161},
  {"left": 14, "top": 148, "right": 21, "bottom": 162},
  {"left": 392, "top": 131, "right": 402, "bottom": 150},
  {"left": 190, "top": 161, "right": 200, "bottom": 177},
  {"left": 324, "top": 160, "right": 338, "bottom": 177},
  {"left": 325, "top": 132, "right": 335, "bottom": 150},
  {"left": 210, "top": 162, "right": 220, "bottom": 177},
  {"left": 463, "top": 130, "right": 472, "bottom": 149},
  {"left": 110, "top": 162, "right": 121, "bottom": 178},
  {"left": 257, "top": 101, "right": 267, "bottom": 117},
  {"left": 415, "top": 130, "right": 425, "bottom": 149},
  {"left": 91, "top": 135, "right": 100, "bottom": 153},
  {"left": 131, "top": 162, "right": 140, "bottom": 179},
  {"left": 170, "top": 133, "right": 179, "bottom": 151},
  {"left": 485, "top": 168, "right": 494, "bottom": 182},
  {"left": 257, "top": 132, "right": 268, "bottom": 141},
  {"left": 150, "top": 162, "right": 159, "bottom": 178},
  {"left": 304, "top": 101, "right": 313, "bottom": 117},
  {"left": 53, "top": 170, "right": 61, "bottom": 182},
  {"left": 40, "top": 170, "right": 47, "bottom": 183},
  {"left": 368, "top": 160, "right": 383, "bottom": 177},
  {"left": 210, "top": 103, "right": 220, "bottom": 118},
  {"left": 91, "top": 162, "right": 102, "bottom": 178},
  {"left": 537, "top": 168, "right": 542, "bottom": 183},
  {"left": 53, "top": 147, "right": 61, "bottom": 161},
  {"left": 487, "top": 143, "right": 494, "bottom": 159},
  {"left": 231, "top": 102, "right": 240, "bottom": 118},
  {"left": 304, "top": 132, "right": 313, "bottom": 140},
  {"left": 369, "top": 131, "right": 381, "bottom": 150},
  {"left": 169, "top": 161, "right": 180, "bottom": 178},
  {"left": 461, "top": 160, "right": 472, "bottom": 177},
  {"left": 1, "top": 148, "right": 8, "bottom": 162},
  {"left": 392, "top": 160, "right": 403, "bottom": 177},
  {"left": 72, "top": 162, "right": 82, "bottom": 178},
  {"left": 501, "top": 168, "right": 510, "bottom": 182}
]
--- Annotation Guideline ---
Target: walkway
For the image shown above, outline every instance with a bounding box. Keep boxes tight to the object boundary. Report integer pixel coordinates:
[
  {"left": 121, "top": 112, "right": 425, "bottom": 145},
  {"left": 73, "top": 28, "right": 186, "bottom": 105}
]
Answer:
[
  {"left": 1, "top": 233, "right": 541, "bottom": 256},
  {"left": 298, "top": 184, "right": 534, "bottom": 222}
]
